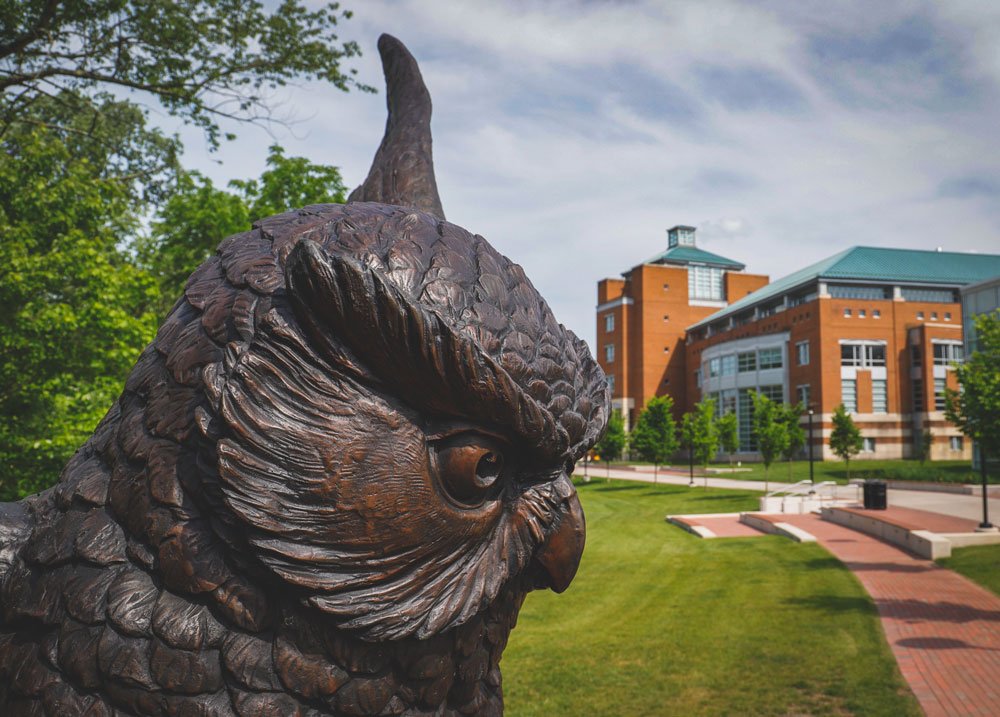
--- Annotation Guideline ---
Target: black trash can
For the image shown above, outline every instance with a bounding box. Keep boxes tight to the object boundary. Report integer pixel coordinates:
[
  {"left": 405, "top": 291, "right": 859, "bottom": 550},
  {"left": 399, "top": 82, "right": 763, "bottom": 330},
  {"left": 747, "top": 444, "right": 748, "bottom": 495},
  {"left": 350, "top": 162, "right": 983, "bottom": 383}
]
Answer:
[{"left": 863, "top": 479, "right": 887, "bottom": 510}]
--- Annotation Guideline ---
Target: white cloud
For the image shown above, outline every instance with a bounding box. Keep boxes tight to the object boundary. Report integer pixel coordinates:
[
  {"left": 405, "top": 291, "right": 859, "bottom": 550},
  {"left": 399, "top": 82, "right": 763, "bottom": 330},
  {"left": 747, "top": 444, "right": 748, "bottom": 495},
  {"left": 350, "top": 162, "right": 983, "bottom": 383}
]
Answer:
[{"left": 172, "top": 0, "right": 1000, "bottom": 353}]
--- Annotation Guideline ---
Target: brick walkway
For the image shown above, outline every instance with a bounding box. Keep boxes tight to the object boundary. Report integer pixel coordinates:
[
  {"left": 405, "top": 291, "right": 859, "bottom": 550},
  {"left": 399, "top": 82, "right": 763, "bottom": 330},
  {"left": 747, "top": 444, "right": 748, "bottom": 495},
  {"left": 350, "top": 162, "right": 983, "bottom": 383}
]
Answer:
[{"left": 779, "top": 513, "right": 1000, "bottom": 717}]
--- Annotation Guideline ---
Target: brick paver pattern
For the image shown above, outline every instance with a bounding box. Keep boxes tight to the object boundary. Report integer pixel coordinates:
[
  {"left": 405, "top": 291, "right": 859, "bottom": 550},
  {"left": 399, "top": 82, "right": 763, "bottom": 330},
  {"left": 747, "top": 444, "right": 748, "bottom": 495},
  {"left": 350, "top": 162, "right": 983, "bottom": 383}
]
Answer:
[{"left": 778, "top": 513, "right": 1000, "bottom": 717}]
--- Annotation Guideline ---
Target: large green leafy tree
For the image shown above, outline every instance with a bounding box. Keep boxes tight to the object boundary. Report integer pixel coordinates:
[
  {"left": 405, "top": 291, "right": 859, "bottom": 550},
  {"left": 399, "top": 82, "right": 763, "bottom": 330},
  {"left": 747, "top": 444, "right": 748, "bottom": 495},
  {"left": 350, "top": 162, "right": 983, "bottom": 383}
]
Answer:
[
  {"left": 829, "top": 404, "right": 863, "bottom": 480},
  {"left": 751, "top": 392, "right": 789, "bottom": 492},
  {"left": 946, "top": 310, "right": 1000, "bottom": 526},
  {"left": 0, "top": 103, "right": 162, "bottom": 498},
  {"left": 139, "top": 145, "right": 348, "bottom": 315},
  {"left": 0, "top": 2, "right": 365, "bottom": 498},
  {"left": 631, "top": 395, "right": 678, "bottom": 482},
  {"left": 0, "top": 0, "right": 369, "bottom": 146}
]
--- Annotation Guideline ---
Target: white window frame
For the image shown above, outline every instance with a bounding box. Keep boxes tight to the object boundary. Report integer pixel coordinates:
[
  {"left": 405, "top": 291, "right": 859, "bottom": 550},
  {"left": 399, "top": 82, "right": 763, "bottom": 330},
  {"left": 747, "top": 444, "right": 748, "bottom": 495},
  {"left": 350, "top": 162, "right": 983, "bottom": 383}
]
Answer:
[
  {"left": 605, "top": 313, "right": 614, "bottom": 332},
  {"left": 796, "top": 340, "right": 810, "bottom": 366}
]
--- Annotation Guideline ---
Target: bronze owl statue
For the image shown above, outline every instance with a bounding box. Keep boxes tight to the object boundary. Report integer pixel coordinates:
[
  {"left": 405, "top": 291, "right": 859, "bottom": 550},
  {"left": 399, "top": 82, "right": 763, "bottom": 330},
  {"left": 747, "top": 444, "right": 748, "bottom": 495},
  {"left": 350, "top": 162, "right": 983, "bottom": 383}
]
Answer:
[{"left": 0, "top": 35, "right": 608, "bottom": 716}]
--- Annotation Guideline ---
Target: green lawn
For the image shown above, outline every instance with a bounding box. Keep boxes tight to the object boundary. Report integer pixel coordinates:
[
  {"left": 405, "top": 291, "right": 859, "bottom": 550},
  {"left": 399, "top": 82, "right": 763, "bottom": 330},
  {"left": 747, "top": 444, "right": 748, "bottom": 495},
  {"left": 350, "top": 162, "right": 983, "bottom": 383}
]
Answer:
[
  {"left": 602, "top": 458, "right": 981, "bottom": 485},
  {"left": 502, "top": 481, "right": 920, "bottom": 717},
  {"left": 938, "top": 544, "right": 1000, "bottom": 597}
]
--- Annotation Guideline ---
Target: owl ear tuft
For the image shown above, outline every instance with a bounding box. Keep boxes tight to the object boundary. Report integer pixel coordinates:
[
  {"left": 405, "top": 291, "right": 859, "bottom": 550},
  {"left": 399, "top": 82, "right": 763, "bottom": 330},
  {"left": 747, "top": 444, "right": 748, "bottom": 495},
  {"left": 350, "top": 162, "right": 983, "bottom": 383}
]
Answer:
[{"left": 347, "top": 34, "right": 445, "bottom": 219}]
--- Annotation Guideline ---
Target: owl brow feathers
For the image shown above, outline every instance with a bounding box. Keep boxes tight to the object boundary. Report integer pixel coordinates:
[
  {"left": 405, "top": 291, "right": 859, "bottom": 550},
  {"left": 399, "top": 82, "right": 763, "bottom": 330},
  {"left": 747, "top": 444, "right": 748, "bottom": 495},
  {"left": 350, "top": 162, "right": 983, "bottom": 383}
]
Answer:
[{"left": 284, "top": 238, "right": 572, "bottom": 462}]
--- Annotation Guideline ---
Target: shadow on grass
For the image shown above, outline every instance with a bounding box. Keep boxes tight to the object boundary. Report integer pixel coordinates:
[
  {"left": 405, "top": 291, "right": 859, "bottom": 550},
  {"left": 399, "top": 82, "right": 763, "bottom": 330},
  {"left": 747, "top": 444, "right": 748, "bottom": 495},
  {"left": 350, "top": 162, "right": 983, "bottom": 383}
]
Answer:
[
  {"left": 801, "top": 557, "right": 844, "bottom": 571},
  {"left": 688, "top": 493, "right": 752, "bottom": 502},
  {"left": 784, "top": 595, "right": 878, "bottom": 616}
]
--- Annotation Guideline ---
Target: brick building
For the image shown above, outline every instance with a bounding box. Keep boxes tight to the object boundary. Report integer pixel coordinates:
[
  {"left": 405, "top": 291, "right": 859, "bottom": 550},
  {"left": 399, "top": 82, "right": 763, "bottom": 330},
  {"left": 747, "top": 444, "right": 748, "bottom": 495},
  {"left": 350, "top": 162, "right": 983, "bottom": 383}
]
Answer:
[
  {"left": 596, "top": 226, "right": 768, "bottom": 428},
  {"left": 596, "top": 229, "right": 1000, "bottom": 460}
]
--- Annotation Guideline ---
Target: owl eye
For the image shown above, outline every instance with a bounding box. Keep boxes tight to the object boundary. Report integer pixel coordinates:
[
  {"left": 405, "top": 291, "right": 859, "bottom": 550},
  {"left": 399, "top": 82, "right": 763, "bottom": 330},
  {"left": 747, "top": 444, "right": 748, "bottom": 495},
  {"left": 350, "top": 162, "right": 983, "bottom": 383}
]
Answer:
[{"left": 434, "top": 436, "right": 506, "bottom": 507}]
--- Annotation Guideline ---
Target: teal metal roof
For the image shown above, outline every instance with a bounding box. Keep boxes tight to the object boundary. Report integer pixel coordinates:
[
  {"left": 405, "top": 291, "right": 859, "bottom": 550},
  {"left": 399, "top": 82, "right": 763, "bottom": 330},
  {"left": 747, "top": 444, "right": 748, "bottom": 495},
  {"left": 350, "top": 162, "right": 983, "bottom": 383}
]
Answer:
[
  {"left": 642, "top": 244, "right": 745, "bottom": 270},
  {"left": 689, "top": 246, "right": 1000, "bottom": 331}
]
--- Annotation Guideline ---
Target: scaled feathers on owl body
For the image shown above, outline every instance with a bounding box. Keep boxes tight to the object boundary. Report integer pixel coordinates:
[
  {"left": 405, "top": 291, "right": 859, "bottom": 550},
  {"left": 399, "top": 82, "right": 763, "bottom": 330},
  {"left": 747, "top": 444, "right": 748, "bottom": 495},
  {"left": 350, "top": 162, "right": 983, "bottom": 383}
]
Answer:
[{"left": 0, "top": 202, "right": 608, "bottom": 715}]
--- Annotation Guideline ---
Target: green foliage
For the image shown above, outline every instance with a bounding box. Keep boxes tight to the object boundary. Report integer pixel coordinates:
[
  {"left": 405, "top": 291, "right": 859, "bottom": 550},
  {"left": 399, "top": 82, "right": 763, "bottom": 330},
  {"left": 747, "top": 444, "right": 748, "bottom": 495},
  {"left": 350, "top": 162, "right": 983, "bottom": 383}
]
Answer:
[
  {"left": 780, "top": 402, "right": 806, "bottom": 461},
  {"left": 594, "top": 410, "right": 626, "bottom": 463},
  {"left": 716, "top": 411, "right": 739, "bottom": 459},
  {"left": 946, "top": 310, "right": 1000, "bottom": 469},
  {"left": 681, "top": 399, "right": 718, "bottom": 467},
  {"left": 0, "top": 1, "right": 365, "bottom": 499},
  {"left": 751, "top": 393, "right": 788, "bottom": 481},
  {"left": 829, "top": 404, "right": 863, "bottom": 479},
  {"left": 630, "top": 395, "right": 678, "bottom": 468},
  {"left": 0, "top": 0, "right": 370, "bottom": 147},
  {"left": 916, "top": 429, "right": 933, "bottom": 466},
  {"left": 0, "top": 110, "right": 160, "bottom": 499},
  {"left": 139, "top": 145, "right": 347, "bottom": 314}
]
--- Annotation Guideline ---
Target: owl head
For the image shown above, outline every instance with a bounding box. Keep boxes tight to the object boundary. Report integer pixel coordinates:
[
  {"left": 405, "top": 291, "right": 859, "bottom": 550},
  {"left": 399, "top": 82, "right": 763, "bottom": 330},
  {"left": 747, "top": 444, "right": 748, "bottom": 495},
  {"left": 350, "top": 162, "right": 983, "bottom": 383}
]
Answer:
[{"left": 114, "top": 35, "right": 608, "bottom": 645}]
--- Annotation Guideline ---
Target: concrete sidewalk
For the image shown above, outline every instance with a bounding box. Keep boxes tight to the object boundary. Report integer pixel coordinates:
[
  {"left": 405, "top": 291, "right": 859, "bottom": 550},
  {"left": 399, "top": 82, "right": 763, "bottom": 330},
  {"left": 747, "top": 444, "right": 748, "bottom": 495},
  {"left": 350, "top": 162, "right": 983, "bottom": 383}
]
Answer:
[{"left": 582, "top": 464, "right": 1000, "bottom": 525}]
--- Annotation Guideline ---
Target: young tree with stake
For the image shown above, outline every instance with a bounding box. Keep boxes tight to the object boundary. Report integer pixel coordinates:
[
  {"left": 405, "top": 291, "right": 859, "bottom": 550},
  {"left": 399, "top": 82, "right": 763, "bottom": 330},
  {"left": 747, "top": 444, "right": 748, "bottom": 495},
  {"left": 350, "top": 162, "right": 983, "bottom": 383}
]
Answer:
[
  {"left": 751, "top": 392, "right": 789, "bottom": 493},
  {"left": 631, "top": 396, "right": 679, "bottom": 483},
  {"left": 829, "top": 404, "right": 863, "bottom": 481}
]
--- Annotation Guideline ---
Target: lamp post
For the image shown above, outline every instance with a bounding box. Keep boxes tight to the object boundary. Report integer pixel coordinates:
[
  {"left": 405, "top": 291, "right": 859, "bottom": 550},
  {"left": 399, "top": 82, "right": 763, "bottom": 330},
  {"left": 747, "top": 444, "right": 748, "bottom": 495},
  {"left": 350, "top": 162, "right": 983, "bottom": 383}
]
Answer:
[
  {"left": 808, "top": 408, "right": 815, "bottom": 487},
  {"left": 978, "top": 447, "right": 994, "bottom": 531},
  {"left": 689, "top": 446, "right": 695, "bottom": 487}
]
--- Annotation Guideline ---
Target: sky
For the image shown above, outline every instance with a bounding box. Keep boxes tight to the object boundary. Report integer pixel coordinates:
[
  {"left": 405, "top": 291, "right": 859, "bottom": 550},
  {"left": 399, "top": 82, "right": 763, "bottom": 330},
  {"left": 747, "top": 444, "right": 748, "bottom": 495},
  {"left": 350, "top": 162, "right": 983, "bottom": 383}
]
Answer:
[{"left": 171, "top": 0, "right": 1000, "bottom": 352}]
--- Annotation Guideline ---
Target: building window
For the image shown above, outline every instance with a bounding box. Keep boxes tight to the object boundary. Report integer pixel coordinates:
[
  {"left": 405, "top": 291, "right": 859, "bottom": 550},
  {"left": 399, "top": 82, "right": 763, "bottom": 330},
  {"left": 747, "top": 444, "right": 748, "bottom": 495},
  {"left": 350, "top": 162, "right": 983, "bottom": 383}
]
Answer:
[
  {"left": 738, "top": 389, "right": 757, "bottom": 452},
  {"left": 911, "top": 345, "right": 921, "bottom": 367},
  {"left": 842, "top": 379, "right": 857, "bottom": 413},
  {"left": 663, "top": 315, "right": 669, "bottom": 322},
  {"left": 797, "top": 385, "right": 810, "bottom": 407},
  {"left": 861, "top": 437, "right": 876, "bottom": 453},
  {"left": 841, "top": 342, "right": 886, "bottom": 367},
  {"left": 873, "top": 309, "right": 881, "bottom": 318},
  {"left": 913, "top": 379, "right": 924, "bottom": 412},
  {"left": 707, "top": 357, "right": 721, "bottom": 378},
  {"left": 605, "top": 344, "right": 614, "bottom": 363},
  {"left": 829, "top": 285, "right": 889, "bottom": 300},
  {"left": 720, "top": 354, "right": 737, "bottom": 376},
  {"left": 917, "top": 311, "right": 925, "bottom": 320},
  {"left": 932, "top": 342, "right": 964, "bottom": 366},
  {"left": 944, "top": 312, "right": 951, "bottom": 321},
  {"left": 695, "top": 369, "right": 702, "bottom": 388},
  {"left": 950, "top": 436, "right": 963, "bottom": 451},
  {"left": 844, "top": 308, "right": 852, "bottom": 317},
  {"left": 605, "top": 314, "right": 614, "bottom": 332},
  {"left": 796, "top": 341, "right": 810, "bottom": 366},
  {"left": 931, "top": 311, "right": 938, "bottom": 320},
  {"left": 758, "top": 347, "right": 783, "bottom": 370},
  {"left": 688, "top": 265, "right": 724, "bottom": 301},
  {"left": 934, "top": 377, "right": 947, "bottom": 411},
  {"left": 901, "top": 287, "right": 956, "bottom": 303},
  {"left": 872, "top": 379, "right": 887, "bottom": 414},
  {"left": 859, "top": 309, "right": 866, "bottom": 318},
  {"left": 663, "top": 346, "right": 670, "bottom": 354},
  {"left": 738, "top": 351, "right": 757, "bottom": 372},
  {"left": 760, "top": 384, "right": 783, "bottom": 403},
  {"left": 720, "top": 389, "right": 737, "bottom": 415},
  {"left": 606, "top": 374, "right": 615, "bottom": 392}
]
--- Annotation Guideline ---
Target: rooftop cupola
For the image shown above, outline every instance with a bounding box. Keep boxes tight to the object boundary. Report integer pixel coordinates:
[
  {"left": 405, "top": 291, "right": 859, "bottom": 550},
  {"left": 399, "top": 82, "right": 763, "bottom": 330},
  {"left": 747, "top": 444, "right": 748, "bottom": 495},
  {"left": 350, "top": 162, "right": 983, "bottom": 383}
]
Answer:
[{"left": 668, "top": 225, "right": 697, "bottom": 248}]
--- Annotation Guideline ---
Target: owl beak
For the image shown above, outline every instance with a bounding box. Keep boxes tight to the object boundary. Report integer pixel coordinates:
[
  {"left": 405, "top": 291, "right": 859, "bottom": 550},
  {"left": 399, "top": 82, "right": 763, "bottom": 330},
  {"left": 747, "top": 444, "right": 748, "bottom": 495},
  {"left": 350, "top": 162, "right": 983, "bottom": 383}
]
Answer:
[{"left": 535, "top": 490, "right": 586, "bottom": 594}]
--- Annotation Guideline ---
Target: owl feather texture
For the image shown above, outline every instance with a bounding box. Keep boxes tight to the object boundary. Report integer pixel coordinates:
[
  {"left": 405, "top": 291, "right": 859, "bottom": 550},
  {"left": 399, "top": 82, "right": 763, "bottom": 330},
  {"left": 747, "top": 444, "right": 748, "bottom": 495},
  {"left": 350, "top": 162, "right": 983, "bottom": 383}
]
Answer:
[{"left": 0, "top": 35, "right": 609, "bottom": 716}]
